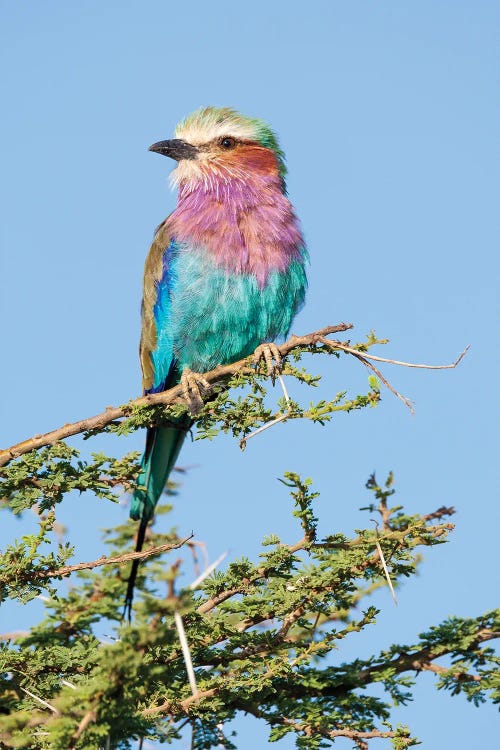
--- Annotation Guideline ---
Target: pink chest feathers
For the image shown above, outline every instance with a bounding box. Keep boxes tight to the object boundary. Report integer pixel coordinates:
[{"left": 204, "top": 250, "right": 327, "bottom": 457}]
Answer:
[{"left": 169, "top": 173, "right": 304, "bottom": 288}]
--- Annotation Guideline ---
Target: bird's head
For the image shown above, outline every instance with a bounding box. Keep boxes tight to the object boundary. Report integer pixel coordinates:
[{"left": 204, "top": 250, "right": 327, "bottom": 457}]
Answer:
[{"left": 149, "top": 107, "right": 287, "bottom": 192}]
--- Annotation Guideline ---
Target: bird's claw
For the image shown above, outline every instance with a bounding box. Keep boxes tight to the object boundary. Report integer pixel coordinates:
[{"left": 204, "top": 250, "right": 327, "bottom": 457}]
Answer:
[
  {"left": 253, "top": 343, "right": 282, "bottom": 383},
  {"left": 181, "top": 368, "right": 211, "bottom": 415}
]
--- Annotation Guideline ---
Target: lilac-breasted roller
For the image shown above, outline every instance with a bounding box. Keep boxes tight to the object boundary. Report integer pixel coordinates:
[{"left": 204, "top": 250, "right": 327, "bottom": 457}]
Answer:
[{"left": 126, "top": 107, "right": 308, "bottom": 611}]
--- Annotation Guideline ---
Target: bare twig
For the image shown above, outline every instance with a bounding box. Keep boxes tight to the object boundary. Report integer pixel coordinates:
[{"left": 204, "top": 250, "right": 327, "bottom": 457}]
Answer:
[
  {"left": 319, "top": 337, "right": 470, "bottom": 414},
  {"left": 420, "top": 661, "right": 481, "bottom": 681},
  {"left": 143, "top": 687, "right": 218, "bottom": 717},
  {"left": 323, "top": 340, "right": 470, "bottom": 371},
  {"left": 422, "top": 505, "right": 455, "bottom": 522},
  {"left": 351, "top": 350, "right": 416, "bottom": 413}
]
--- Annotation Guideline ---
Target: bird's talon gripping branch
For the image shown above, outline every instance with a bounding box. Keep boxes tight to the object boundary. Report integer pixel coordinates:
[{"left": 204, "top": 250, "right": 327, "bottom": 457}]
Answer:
[
  {"left": 253, "top": 343, "right": 282, "bottom": 382},
  {"left": 181, "top": 368, "right": 211, "bottom": 415}
]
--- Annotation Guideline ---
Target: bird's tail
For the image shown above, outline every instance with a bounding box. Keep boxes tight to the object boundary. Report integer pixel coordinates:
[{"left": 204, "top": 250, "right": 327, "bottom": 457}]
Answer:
[
  {"left": 130, "top": 423, "right": 189, "bottom": 522},
  {"left": 124, "top": 420, "right": 190, "bottom": 618}
]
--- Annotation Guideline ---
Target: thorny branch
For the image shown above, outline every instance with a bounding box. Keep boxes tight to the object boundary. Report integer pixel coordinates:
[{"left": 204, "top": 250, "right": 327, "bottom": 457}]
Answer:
[
  {"left": 0, "top": 323, "right": 468, "bottom": 467},
  {"left": 196, "top": 534, "right": 313, "bottom": 615},
  {"left": 0, "top": 325, "right": 348, "bottom": 466},
  {"left": 347, "top": 627, "right": 500, "bottom": 690},
  {"left": 31, "top": 534, "right": 193, "bottom": 580},
  {"left": 0, "top": 311, "right": 486, "bottom": 750},
  {"left": 142, "top": 627, "right": 499, "bottom": 721},
  {"left": 139, "top": 498, "right": 450, "bottom": 673},
  {"left": 243, "top": 708, "right": 404, "bottom": 745},
  {"left": 196, "top": 519, "right": 453, "bottom": 616},
  {"left": 148, "top": 502, "right": 457, "bottom": 684}
]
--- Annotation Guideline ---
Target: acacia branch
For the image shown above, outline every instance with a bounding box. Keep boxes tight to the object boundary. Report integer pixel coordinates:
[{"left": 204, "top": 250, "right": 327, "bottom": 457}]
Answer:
[
  {"left": 142, "top": 688, "right": 218, "bottom": 717},
  {"left": 32, "top": 535, "right": 193, "bottom": 580},
  {"left": 354, "top": 627, "right": 500, "bottom": 686},
  {"left": 239, "top": 703, "right": 404, "bottom": 744},
  {"left": 292, "top": 627, "right": 500, "bottom": 700},
  {"left": 144, "top": 693, "right": 405, "bottom": 745},
  {"left": 196, "top": 534, "right": 311, "bottom": 615},
  {"left": 0, "top": 325, "right": 351, "bottom": 467},
  {"left": 197, "top": 519, "right": 452, "bottom": 617},
  {"left": 141, "top": 627, "right": 499, "bottom": 724},
  {"left": 150, "top": 512, "right": 456, "bottom": 681},
  {"left": 420, "top": 661, "right": 480, "bottom": 682},
  {"left": 0, "top": 323, "right": 467, "bottom": 467},
  {"left": 274, "top": 717, "right": 401, "bottom": 743}
]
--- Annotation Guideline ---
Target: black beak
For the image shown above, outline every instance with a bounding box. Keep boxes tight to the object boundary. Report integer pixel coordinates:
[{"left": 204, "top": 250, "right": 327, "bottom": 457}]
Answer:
[{"left": 148, "top": 138, "right": 199, "bottom": 161}]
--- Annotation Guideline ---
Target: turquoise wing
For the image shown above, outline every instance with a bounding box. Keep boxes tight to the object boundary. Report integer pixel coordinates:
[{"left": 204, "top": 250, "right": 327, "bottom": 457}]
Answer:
[
  {"left": 131, "top": 221, "right": 187, "bottom": 523},
  {"left": 139, "top": 221, "right": 178, "bottom": 394}
]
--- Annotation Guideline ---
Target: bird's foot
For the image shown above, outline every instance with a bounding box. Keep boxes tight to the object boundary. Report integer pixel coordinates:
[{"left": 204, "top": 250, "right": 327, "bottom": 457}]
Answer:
[
  {"left": 180, "top": 368, "right": 211, "bottom": 415},
  {"left": 253, "top": 343, "right": 282, "bottom": 383}
]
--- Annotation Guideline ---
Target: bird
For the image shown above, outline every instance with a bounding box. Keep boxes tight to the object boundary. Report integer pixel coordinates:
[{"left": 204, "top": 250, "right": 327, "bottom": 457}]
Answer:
[{"left": 125, "top": 106, "right": 308, "bottom": 615}]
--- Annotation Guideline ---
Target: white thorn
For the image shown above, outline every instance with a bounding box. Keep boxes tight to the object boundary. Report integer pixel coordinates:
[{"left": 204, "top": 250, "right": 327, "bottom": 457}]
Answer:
[
  {"left": 21, "top": 686, "right": 59, "bottom": 714},
  {"left": 375, "top": 539, "right": 398, "bottom": 606},
  {"left": 174, "top": 611, "right": 198, "bottom": 699},
  {"left": 190, "top": 551, "right": 229, "bottom": 590}
]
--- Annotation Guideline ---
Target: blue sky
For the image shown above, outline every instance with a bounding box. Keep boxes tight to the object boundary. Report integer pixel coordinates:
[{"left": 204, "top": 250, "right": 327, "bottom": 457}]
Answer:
[{"left": 1, "top": 1, "right": 499, "bottom": 748}]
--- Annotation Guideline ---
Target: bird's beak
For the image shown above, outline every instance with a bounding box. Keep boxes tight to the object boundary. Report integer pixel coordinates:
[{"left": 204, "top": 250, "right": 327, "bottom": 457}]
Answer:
[{"left": 148, "top": 138, "right": 199, "bottom": 161}]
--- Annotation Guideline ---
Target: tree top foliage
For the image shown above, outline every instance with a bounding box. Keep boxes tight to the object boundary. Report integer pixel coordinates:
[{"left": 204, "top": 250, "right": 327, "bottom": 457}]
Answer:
[{"left": 0, "top": 326, "right": 497, "bottom": 750}]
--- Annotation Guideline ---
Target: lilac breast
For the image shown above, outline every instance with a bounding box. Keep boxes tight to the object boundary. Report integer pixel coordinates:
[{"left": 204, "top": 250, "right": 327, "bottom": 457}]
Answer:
[{"left": 169, "top": 172, "right": 305, "bottom": 288}]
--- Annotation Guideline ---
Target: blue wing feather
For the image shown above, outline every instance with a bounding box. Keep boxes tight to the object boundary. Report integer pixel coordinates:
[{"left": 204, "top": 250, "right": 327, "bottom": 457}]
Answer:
[
  {"left": 131, "top": 235, "right": 187, "bottom": 525},
  {"left": 149, "top": 239, "right": 178, "bottom": 392}
]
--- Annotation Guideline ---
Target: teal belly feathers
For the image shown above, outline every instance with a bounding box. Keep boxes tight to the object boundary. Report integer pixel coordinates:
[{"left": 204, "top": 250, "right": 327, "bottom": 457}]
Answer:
[{"left": 170, "top": 247, "right": 307, "bottom": 372}]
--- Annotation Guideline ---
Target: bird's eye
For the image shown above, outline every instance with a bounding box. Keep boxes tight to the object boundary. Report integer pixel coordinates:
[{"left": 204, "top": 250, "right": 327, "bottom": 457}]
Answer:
[{"left": 220, "top": 137, "right": 237, "bottom": 149}]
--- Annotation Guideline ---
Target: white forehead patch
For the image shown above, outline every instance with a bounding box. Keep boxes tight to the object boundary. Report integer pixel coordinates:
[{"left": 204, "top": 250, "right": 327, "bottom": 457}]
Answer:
[{"left": 174, "top": 109, "right": 258, "bottom": 146}]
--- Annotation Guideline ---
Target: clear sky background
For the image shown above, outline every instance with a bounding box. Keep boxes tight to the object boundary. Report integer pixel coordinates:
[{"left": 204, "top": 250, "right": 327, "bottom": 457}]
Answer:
[{"left": 1, "top": 1, "right": 498, "bottom": 748}]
